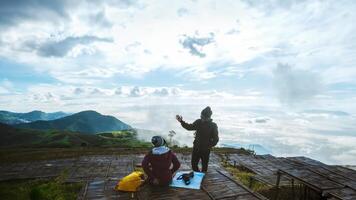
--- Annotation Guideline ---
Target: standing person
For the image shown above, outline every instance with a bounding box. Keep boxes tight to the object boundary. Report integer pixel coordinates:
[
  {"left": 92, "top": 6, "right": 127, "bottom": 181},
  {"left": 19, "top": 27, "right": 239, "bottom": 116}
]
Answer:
[
  {"left": 142, "top": 136, "right": 181, "bottom": 186},
  {"left": 176, "top": 106, "right": 219, "bottom": 172}
]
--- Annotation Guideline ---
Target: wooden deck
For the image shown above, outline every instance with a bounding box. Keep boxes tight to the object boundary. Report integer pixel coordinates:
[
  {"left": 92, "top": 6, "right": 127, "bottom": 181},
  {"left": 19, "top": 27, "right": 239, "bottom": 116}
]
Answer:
[
  {"left": 226, "top": 154, "right": 356, "bottom": 200},
  {"left": 0, "top": 153, "right": 266, "bottom": 200},
  {"left": 2, "top": 152, "right": 355, "bottom": 199}
]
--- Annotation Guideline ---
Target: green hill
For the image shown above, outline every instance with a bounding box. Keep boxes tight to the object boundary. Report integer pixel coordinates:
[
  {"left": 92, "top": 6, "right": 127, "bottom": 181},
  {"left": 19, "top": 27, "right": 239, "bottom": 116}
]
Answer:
[
  {"left": 14, "top": 110, "right": 132, "bottom": 134},
  {"left": 0, "top": 123, "right": 149, "bottom": 148},
  {"left": 0, "top": 110, "right": 69, "bottom": 124}
]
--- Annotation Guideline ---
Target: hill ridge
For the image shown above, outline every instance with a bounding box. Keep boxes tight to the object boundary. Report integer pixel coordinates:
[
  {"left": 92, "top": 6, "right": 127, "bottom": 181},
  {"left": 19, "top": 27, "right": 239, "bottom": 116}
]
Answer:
[
  {"left": 14, "top": 110, "right": 132, "bottom": 134},
  {"left": 0, "top": 110, "right": 70, "bottom": 124}
]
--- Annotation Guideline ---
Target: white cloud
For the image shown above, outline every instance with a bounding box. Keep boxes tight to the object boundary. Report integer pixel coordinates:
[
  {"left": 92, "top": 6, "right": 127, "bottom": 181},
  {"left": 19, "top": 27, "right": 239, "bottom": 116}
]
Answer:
[
  {"left": 1, "top": 79, "right": 13, "bottom": 88},
  {"left": 179, "top": 33, "right": 215, "bottom": 57},
  {"left": 0, "top": 83, "right": 267, "bottom": 112},
  {"left": 273, "top": 63, "right": 323, "bottom": 105},
  {"left": 0, "top": 86, "right": 9, "bottom": 94},
  {"left": 22, "top": 35, "right": 113, "bottom": 58},
  {"left": 0, "top": 79, "right": 14, "bottom": 94},
  {"left": 177, "top": 7, "right": 189, "bottom": 17},
  {"left": 1, "top": 0, "right": 355, "bottom": 86},
  {"left": 1, "top": 0, "right": 356, "bottom": 165},
  {"left": 1, "top": 82, "right": 355, "bottom": 164}
]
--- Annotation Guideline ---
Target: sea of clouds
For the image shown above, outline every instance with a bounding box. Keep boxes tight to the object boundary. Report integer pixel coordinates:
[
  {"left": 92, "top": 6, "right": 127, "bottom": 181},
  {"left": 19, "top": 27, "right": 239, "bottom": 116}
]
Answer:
[{"left": 111, "top": 104, "right": 356, "bottom": 166}]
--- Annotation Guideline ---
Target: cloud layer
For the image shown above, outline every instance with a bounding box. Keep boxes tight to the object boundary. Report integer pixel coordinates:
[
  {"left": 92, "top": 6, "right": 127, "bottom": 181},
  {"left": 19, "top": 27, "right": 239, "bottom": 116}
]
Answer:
[
  {"left": 1, "top": 0, "right": 356, "bottom": 165},
  {"left": 24, "top": 35, "right": 113, "bottom": 57}
]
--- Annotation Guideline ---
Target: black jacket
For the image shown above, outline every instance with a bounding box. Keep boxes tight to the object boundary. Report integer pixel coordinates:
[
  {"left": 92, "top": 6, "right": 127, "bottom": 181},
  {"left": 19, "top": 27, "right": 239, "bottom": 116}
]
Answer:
[{"left": 180, "top": 119, "right": 219, "bottom": 150}]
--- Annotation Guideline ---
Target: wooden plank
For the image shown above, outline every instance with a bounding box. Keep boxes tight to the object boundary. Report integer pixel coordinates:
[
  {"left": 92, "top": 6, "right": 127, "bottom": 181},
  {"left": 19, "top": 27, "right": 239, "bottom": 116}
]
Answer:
[
  {"left": 228, "top": 154, "right": 290, "bottom": 185},
  {"left": 1, "top": 153, "right": 355, "bottom": 199},
  {"left": 324, "top": 187, "right": 356, "bottom": 200},
  {"left": 287, "top": 157, "right": 356, "bottom": 190}
]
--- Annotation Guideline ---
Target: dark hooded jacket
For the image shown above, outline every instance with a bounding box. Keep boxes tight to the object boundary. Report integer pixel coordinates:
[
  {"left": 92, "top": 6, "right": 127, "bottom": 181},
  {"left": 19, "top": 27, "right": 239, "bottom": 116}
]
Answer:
[
  {"left": 142, "top": 149, "right": 180, "bottom": 186},
  {"left": 180, "top": 119, "right": 219, "bottom": 150}
]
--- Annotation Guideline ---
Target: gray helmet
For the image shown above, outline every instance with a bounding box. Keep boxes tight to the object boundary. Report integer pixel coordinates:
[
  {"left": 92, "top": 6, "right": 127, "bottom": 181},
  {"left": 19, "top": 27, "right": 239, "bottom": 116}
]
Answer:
[{"left": 151, "top": 136, "right": 166, "bottom": 147}]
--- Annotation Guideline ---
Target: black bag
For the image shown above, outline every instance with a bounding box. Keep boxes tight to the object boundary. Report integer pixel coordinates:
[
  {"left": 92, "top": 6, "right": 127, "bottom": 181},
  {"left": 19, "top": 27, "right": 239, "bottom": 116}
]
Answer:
[{"left": 177, "top": 171, "right": 194, "bottom": 185}]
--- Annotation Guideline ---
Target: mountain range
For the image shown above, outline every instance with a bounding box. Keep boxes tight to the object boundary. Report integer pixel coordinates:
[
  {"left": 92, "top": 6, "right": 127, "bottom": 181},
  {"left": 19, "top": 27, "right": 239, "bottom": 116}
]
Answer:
[
  {"left": 0, "top": 110, "right": 143, "bottom": 147},
  {"left": 14, "top": 110, "right": 132, "bottom": 134},
  {"left": 0, "top": 122, "right": 147, "bottom": 148},
  {"left": 0, "top": 110, "right": 69, "bottom": 124}
]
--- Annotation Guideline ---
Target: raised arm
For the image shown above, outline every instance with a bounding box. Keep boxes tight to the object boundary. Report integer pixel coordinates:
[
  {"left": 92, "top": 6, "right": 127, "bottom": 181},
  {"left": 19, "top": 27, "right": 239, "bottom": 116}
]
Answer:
[
  {"left": 180, "top": 119, "right": 199, "bottom": 131},
  {"left": 176, "top": 115, "right": 198, "bottom": 131}
]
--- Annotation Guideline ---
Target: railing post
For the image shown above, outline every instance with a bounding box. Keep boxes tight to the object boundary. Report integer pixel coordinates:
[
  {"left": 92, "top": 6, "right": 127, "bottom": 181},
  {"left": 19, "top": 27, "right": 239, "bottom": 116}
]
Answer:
[
  {"left": 273, "top": 170, "right": 281, "bottom": 200},
  {"left": 291, "top": 179, "right": 295, "bottom": 200}
]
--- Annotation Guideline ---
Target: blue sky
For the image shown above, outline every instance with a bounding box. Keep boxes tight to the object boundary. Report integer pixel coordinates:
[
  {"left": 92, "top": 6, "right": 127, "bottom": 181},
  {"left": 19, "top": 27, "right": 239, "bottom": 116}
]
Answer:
[{"left": 1, "top": 0, "right": 356, "bottom": 164}]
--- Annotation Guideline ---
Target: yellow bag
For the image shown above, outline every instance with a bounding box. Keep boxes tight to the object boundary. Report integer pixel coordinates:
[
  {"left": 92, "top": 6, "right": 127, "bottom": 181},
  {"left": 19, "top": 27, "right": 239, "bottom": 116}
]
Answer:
[{"left": 115, "top": 171, "right": 145, "bottom": 192}]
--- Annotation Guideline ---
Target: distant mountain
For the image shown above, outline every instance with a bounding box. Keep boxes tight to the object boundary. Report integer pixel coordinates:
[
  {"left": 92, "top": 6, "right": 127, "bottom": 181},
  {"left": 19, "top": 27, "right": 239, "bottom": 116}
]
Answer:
[
  {"left": 302, "top": 109, "right": 350, "bottom": 116},
  {"left": 0, "top": 122, "right": 147, "bottom": 148},
  {"left": 14, "top": 110, "right": 132, "bottom": 134},
  {"left": 221, "top": 143, "right": 271, "bottom": 155},
  {"left": 0, "top": 110, "right": 69, "bottom": 125}
]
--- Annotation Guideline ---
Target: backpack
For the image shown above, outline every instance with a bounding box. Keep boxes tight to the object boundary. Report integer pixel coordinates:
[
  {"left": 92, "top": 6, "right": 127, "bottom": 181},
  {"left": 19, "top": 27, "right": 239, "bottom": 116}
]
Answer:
[{"left": 115, "top": 171, "right": 145, "bottom": 192}]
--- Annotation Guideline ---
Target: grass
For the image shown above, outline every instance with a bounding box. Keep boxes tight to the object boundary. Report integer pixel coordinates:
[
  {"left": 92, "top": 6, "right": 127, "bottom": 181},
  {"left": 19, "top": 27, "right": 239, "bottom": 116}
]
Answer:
[
  {"left": 221, "top": 158, "right": 322, "bottom": 200},
  {"left": 0, "top": 172, "right": 83, "bottom": 200},
  {"left": 94, "top": 130, "right": 152, "bottom": 148},
  {"left": 258, "top": 184, "right": 321, "bottom": 200},
  {"left": 221, "top": 161, "right": 270, "bottom": 192}
]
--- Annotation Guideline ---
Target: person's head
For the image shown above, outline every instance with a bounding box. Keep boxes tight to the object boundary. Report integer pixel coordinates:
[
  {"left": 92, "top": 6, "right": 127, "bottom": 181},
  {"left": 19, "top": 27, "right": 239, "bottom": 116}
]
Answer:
[
  {"left": 151, "top": 136, "right": 166, "bottom": 147},
  {"left": 200, "top": 106, "right": 212, "bottom": 121}
]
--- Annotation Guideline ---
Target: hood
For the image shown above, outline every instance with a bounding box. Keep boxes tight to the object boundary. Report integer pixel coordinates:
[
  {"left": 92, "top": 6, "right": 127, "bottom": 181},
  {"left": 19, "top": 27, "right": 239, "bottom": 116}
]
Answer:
[{"left": 152, "top": 146, "right": 170, "bottom": 155}]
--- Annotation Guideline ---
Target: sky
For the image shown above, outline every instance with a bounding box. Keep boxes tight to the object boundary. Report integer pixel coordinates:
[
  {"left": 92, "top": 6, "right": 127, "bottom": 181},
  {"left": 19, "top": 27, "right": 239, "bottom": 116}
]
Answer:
[{"left": 0, "top": 0, "right": 356, "bottom": 165}]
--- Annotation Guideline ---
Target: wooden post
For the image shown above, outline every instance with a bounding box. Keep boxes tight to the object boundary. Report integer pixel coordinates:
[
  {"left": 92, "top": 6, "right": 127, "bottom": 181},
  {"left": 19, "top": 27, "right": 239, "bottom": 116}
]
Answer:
[
  {"left": 299, "top": 184, "right": 303, "bottom": 200},
  {"left": 234, "top": 161, "right": 236, "bottom": 167},
  {"left": 303, "top": 186, "right": 307, "bottom": 200},
  {"left": 291, "top": 179, "right": 295, "bottom": 200},
  {"left": 274, "top": 171, "right": 281, "bottom": 200}
]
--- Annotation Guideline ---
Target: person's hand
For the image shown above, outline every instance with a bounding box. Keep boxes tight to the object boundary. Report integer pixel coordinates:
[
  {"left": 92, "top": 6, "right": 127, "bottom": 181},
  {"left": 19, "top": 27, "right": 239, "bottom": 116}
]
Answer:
[
  {"left": 176, "top": 115, "right": 183, "bottom": 122},
  {"left": 171, "top": 171, "right": 177, "bottom": 178},
  {"left": 152, "top": 178, "right": 159, "bottom": 185}
]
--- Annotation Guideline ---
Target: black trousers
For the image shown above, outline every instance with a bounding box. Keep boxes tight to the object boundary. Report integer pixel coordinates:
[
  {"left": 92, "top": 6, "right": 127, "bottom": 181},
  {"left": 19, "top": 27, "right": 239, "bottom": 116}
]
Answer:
[{"left": 191, "top": 147, "right": 211, "bottom": 172}]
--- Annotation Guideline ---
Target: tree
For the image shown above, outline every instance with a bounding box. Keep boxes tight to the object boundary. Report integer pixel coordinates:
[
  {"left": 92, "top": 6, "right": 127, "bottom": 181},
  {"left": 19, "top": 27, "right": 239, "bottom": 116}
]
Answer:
[{"left": 168, "top": 130, "right": 176, "bottom": 146}]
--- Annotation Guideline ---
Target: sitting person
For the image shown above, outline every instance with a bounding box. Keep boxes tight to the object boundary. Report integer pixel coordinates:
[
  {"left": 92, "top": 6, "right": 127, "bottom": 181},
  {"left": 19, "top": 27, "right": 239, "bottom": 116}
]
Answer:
[{"left": 142, "top": 136, "right": 181, "bottom": 186}]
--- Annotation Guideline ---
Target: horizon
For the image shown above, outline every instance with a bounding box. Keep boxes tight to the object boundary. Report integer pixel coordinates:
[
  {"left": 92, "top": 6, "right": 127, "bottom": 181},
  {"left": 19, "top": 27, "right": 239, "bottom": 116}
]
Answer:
[{"left": 1, "top": 0, "right": 356, "bottom": 165}]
